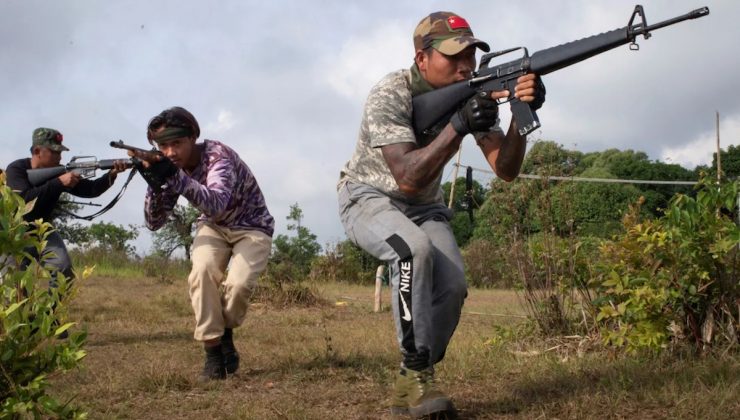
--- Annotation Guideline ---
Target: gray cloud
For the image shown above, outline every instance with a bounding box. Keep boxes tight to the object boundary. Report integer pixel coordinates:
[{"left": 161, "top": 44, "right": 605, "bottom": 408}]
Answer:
[{"left": 2, "top": 0, "right": 737, "bottom": 254}]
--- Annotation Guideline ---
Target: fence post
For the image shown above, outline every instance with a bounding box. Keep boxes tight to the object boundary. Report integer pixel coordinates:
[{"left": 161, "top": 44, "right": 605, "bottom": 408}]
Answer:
[{"left": 374, "top": 265, "right": 385, "bottom": 312}]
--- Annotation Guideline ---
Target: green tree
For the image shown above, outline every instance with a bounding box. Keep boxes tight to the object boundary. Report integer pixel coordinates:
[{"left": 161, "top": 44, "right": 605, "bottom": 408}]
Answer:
[
  {"left": 586, "top": 148, "right": 695, "bottom": 215},
  {"left": 521, "top": 140, "right": 583, "bottom": 176},
  {"left": 56, "top": 221, "right": 91, "bottom": 247},
  {"left": 86, "top": 222, "right": 139, "bottom": 255},
  {"left": 271, "top": 203, "right": 321, "bottom": 277},
  {"left": 473, "top": 177, "right": 537, "bottom": 243},
  {"left": 442, "top": 176, "right": 487, "bottom": 212},
  {"left": 549, "top": 167, "right": 643, "bottom": 237},
  {"left": 49, "top": 193, "right": 87, "bottom": 245},
  {"left": 474, "top": 141, "right": 582, "bottom": 242},
  {"left": 712, "top": 144, "right": 740, "bottom": 180},
  {"left": 151, "top": 204, "right": 200, "bottom": 258}
]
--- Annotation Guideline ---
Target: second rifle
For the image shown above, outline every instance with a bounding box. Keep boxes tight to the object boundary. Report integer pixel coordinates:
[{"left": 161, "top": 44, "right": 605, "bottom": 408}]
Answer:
[{"left": 27, "top": 156, "right": 134, "bottom": 186}]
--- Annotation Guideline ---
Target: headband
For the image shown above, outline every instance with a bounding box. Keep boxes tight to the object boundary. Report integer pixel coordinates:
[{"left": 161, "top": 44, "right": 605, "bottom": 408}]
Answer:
[{"left": 148, "top": 126, "right": 193, "bottom": 144}]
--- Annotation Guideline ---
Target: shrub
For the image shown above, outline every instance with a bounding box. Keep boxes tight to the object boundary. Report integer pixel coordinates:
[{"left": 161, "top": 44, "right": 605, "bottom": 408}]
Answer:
[
  {"left": 594, "top": 179, "right": 739, "bottom": 353},
  {"left": 141, "top": 253, "right": 191, "bottom": 284},
  {"left": 1, "top": 175, "right": 87, "bottom": 418},
  {"left": 512, "top": 231, "right": 598, "bottom": 336},
  {"left": 309, "top": 240, "right": 381, "bottom": 284}
]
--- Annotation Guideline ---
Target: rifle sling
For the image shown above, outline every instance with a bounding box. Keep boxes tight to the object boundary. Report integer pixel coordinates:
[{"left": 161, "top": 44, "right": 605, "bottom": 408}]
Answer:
[{"left": 58, "top": 168, "right": 138, "bottom": 221}]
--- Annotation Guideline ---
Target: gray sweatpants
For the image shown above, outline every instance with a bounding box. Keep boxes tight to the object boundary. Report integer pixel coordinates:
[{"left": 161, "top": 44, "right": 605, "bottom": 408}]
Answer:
[{"left": 338, "top": 181, "right": 467, "bottom": 368}]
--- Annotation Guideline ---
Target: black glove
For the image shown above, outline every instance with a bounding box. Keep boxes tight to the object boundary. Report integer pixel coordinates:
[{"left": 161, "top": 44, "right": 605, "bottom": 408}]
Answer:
[
  {"left": 131, "top": 157, "right": 177, "bottom": 192},
  {"left": 529, "top": 76, "right": 546, "bottom": 111},
  {"left": 149, "top": 156, "right": 178, "bottom": 179},
  {"left": 449, "top": 91, "right": 499, "bottom": 136}
]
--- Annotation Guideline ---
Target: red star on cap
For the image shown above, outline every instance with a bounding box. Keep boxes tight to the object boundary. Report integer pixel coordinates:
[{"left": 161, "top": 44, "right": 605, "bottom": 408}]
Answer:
[{"left": 447, "top": 16, "right": 470, "bottom": 30}]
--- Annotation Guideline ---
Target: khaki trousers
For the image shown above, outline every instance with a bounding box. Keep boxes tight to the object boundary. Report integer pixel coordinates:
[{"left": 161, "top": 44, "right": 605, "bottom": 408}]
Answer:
[{"left": 188, "top": 223, "right": 272, "bottom": 341}]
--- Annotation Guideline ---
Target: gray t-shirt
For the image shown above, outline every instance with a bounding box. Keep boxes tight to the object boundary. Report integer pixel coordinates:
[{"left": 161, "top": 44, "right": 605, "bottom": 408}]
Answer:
[
  {"left": 338, "top": 69, "right": 444, "bottom": 205},
  {"left": 338, "top": 68, "right": 500, "bottom": 205}
]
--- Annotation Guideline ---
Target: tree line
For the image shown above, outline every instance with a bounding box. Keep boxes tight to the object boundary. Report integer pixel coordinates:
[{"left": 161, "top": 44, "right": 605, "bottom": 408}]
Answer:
[
  {"left": 52, "top": 141, "right": 740, "bottom": 289},
  {"left": 47, "top": 141, "right": 737, "bottom": 355}
]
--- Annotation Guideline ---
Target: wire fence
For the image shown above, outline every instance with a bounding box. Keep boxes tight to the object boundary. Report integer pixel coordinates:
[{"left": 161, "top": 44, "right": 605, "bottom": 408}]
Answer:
[{"left": 455, "top": 163, "right": 699, "bottom": 186}]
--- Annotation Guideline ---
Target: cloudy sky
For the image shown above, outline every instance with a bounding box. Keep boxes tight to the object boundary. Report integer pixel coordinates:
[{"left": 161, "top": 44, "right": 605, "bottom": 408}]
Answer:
[{"left": 2, "top": 0, "right": 737, "bottom": 254}]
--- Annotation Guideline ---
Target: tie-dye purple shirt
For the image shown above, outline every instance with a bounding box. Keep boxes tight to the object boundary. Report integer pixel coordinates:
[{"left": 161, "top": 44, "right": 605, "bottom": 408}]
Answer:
[{"left": 144, "top": 140, "right": 274, "bottom": 236}]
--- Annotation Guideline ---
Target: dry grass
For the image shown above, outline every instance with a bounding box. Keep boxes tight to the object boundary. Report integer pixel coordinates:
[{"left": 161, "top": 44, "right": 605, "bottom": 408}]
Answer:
[{"left": 50, "top": 276, "right": 739, "bottom": 419}]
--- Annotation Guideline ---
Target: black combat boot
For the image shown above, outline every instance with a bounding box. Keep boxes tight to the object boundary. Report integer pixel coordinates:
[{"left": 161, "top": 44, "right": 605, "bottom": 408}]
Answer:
[
  {"left": 222, "top": 328, "right": 240, "bottom": 374},
  {"left": 198, "top": 344, "right": 226, "bottom": 382}
]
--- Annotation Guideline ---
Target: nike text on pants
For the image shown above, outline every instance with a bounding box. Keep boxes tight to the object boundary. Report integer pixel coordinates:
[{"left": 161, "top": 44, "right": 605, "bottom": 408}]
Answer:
[{"left": 338, "top": 182, "right": 467, "bottom": 366}]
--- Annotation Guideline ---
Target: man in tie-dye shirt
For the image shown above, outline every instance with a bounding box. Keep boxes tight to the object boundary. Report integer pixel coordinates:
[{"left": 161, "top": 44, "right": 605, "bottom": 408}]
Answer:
[{"left": 132, "top": 106, "right": 274, "bottom": 382}]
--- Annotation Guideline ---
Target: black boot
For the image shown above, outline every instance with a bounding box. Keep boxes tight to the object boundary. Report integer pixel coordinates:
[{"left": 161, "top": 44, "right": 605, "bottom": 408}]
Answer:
[
  {"left": 198, "top": 344, "right": 226, "bottom": 382},
  {"left": 222, "top": 328, "right": 240, "bottom": 374}
]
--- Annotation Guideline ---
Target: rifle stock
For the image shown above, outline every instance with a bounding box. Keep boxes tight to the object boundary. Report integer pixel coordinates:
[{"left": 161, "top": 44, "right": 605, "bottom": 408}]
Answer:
[
  {"left": 412, "top": 5, "right": 710, "bottom": 136},
  {"left": 27, "top": 166, "right": 68, "bottom": 186}
]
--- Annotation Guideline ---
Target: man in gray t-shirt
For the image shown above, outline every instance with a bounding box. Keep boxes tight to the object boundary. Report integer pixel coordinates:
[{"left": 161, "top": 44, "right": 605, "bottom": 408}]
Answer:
[{"left": 337, "top": 11, "right": 546, "bottom": 418}]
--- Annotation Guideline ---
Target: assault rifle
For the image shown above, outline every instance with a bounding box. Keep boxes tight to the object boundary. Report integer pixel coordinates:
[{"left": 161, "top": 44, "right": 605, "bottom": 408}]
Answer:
[
  {"left": 109, "top": 140, "right": 169, "bottom": 192},
  {"left": 412, "top": 5, "right": 710, "bottom": 136},
  {"left": 27, "top": 156, "right": 134, "bottom": 186}
]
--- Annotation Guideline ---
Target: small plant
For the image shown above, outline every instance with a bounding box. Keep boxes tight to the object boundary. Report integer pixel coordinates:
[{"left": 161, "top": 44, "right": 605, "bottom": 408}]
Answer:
[{"left": 0, "top": 174, "right": 88, "bottom": 418}]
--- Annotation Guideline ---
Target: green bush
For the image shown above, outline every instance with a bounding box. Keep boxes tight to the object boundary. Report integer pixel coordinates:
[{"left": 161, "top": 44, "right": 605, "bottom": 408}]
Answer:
[
  {"left": 1, "top": 175, "right": 87, "bottom": 418},
  {"left": 594, "top": 179, "right": 739, "bottom": 353}
]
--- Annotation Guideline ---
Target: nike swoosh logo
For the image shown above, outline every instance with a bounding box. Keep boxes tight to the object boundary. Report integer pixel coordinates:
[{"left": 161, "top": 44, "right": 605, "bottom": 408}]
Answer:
[{"left": 399, "top": 291, "right": 412, "bottom": 322}]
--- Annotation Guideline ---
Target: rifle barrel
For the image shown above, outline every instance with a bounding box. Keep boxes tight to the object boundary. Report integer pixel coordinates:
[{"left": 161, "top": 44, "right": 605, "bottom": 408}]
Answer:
[
  {"left": 97, "top": 159, "right": 134, "bottom": 170},
  {"left": 110, "top": 140, "right": 161, "bottom": 155},
  {"left": 530, "top": 6, "right": 709, "bottom": 75},
  {"left": 642, "top": 7, "right": 709, "bottom": 32}
]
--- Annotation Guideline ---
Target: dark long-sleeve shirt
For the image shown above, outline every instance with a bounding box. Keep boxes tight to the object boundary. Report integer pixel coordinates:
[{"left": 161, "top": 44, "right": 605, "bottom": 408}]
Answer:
[{"left": 5, "top": 157, "right": 115, "bottom": 223}]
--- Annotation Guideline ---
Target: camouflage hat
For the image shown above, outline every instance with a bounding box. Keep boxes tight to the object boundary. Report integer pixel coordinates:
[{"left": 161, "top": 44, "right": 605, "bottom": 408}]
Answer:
[
  {"left": 413, "top": 11, "right": 490, "bottom": 55},
  {"left": 32, "top": 127, "right": 69, "bottom": 152}
]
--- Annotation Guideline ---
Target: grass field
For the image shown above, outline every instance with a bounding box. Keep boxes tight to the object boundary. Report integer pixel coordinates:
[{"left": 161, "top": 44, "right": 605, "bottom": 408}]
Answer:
[{"left": 51, "top": 275, "right": 739, "bottom": 419}]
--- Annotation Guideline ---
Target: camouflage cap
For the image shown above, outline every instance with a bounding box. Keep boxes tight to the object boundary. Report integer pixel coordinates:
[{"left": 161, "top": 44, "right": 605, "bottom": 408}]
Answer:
[
  {"left": 413, "top": 11, "right": 490, "bottom": 56},
  {"left": 32, "top": 127, "right": 69, "bottom": 152}
]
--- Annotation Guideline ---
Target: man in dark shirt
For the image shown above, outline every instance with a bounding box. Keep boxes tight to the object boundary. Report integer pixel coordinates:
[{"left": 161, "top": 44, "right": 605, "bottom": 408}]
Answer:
[{"left": 5, "top": 127, "right": 128, "bottom": 286}]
